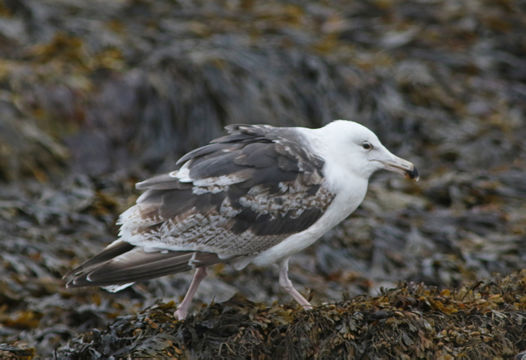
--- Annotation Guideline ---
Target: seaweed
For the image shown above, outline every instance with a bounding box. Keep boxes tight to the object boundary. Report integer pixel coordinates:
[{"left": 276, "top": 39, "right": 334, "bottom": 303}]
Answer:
[{"left": 58, "top": 271, "right": 526, "bottom": 359}]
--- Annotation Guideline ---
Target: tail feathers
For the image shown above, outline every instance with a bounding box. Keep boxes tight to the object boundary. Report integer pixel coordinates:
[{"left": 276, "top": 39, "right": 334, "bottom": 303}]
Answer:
[
  {"left": 64, "top": 240, "right": 135, "bottom": 278},
  {"left": 102, "top": 283, "right": 135, "bottom": 293},
  {"left": 64, "top": 242, "right": 221, "bottom": 289}
]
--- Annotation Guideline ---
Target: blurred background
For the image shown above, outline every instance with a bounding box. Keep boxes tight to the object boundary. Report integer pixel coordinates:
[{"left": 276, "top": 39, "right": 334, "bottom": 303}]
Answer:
[{"left": 0, "top": 0, "right": 525, "bottom": 356}]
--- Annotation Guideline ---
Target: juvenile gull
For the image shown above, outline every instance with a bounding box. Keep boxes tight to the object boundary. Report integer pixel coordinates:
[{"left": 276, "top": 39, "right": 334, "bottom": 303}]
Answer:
[{"left": 65, "top": 120, "right": 418, "bottom": 320}]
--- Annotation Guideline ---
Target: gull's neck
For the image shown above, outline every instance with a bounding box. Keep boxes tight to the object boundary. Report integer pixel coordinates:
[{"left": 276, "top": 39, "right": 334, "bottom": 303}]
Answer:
[{"left": 296, "top": 127, "right": 369, "bottom": 196}]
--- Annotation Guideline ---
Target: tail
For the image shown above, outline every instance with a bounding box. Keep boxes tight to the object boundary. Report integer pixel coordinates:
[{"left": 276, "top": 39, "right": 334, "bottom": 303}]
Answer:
[{"left": 64, "top": 240, "right": 221, "bottom": 289}]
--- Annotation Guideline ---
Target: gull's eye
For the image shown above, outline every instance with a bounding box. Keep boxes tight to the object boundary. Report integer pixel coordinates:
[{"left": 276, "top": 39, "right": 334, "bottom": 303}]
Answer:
[{"left": 362, "top": 142, "right": 373, "bottom": 150}]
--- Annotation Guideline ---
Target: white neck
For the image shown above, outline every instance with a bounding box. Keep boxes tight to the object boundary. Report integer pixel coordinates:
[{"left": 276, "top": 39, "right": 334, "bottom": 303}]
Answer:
[{"left": 296, "top": 127, "right": 370, "bottom": 195}]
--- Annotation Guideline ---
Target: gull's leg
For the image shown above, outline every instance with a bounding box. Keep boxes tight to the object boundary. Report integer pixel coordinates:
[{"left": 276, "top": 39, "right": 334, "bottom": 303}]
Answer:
[
  {"left": 174, "top": 266, "right": 207, "bottom": 320},
  {"left": 279, "top": 258, "right": 313, "bottom": 310}
]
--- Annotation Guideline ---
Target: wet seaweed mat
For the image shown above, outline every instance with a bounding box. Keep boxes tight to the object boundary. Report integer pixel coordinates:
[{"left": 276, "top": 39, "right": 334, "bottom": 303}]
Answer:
[{"left": 56, "top": 271, "right": 526, "bottom": 360}]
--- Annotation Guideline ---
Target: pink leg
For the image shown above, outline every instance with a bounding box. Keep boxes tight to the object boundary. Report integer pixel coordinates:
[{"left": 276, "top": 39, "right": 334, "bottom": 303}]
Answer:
[
  {"left": 279, "top": 258, "right": 313, "bottom": 310},
  {"left": 174, "top": 266, "right": 207, "bottom": 320}
]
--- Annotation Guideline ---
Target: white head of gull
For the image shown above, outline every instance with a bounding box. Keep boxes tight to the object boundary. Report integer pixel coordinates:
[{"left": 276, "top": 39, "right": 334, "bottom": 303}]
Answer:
[{"left": 65, "top": 120, "right": 418, "bottom": 320}]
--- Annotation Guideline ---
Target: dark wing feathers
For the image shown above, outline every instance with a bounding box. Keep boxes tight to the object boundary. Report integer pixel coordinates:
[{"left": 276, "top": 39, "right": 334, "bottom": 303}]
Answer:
[
  {"left": 65, "top": 240, "right": 134, "bottom": 279},
  {"left": 66, "top": 245, "right": 220, "bottom": 287},
  {"left": 234, "top": 142, "right": 278, "bottom": 168},
  {"left": 136, "top": 174, "right": 187, "bottom": 191},
  {"left": 66, "top": 124, "right": 334, "bottom": 288},
  {"left": 188, "top": 151, "right": 243, "bottom": 179}
]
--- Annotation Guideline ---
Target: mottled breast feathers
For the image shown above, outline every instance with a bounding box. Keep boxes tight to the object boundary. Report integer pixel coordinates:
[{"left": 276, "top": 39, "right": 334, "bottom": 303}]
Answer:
[{"left": 120, "top": 124, "right": 335, "bottom": 259}]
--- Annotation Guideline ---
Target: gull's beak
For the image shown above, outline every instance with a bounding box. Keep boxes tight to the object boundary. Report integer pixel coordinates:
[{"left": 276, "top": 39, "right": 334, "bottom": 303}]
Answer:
[{"left": 380, "top": 151, "right": 419, "bottom": 181}]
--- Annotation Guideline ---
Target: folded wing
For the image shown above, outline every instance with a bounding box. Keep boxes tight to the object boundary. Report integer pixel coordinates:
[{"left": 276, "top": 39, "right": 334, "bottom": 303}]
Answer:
[{"left": 65, "top": 124, "right": 335, "bottom": 288}]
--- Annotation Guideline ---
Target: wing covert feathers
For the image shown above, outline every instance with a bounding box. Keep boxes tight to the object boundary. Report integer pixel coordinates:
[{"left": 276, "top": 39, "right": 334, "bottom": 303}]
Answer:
[{"left": 66, "top": 124, "right": 335, "bottom": 289}]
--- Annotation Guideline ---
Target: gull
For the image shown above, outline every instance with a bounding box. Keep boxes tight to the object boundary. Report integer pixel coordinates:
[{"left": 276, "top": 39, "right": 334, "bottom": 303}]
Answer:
[{"left": 65, "top": 120, "right": 418, "bottom": 320}]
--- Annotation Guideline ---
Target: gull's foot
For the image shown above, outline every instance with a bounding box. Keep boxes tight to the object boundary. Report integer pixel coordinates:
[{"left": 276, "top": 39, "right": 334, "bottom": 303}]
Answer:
[{"left": 174, "top": 309, "right": 187, "bottom": 321}]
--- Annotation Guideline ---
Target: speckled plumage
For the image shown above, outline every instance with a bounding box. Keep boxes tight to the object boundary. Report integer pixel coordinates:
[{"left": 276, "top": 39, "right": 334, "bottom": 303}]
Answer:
[
  {"left": 122, "top": 124, "right": 334, "bottom": 256},
  {"left": 65, "top": 120, "right": 418, "bottom": 320},
  {"left": 66, "top": 124, "right": 335, "bottom": 286}
]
